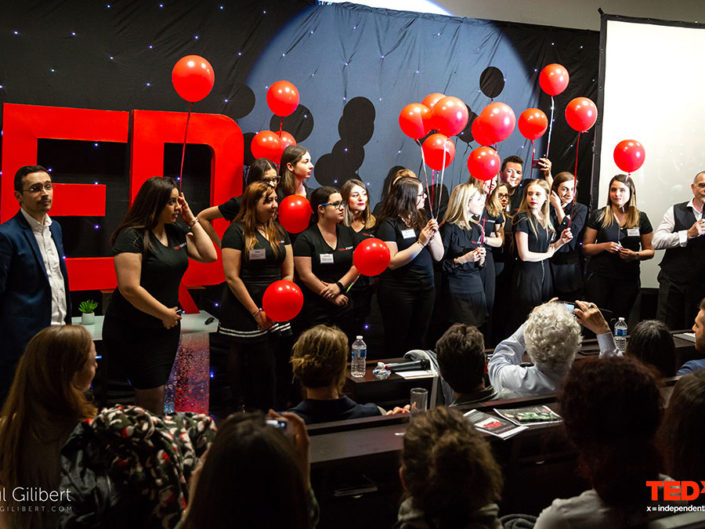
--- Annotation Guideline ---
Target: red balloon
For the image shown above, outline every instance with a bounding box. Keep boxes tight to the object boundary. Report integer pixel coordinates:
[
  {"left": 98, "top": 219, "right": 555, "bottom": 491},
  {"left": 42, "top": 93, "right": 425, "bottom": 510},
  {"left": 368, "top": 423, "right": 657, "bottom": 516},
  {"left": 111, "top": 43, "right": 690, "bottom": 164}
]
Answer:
[
  {"left": 431, "top": 96, "right": 469, "bottom": 137},
  {"left": 539, "top": 64, "right": 569, "bottom": 96},
  {"left": 399, "top": 103, "right": 431, "bottom": 140},
  {"left": 171, "top": 55, "right": 215, "bottom": 103},
  {"left": 479, "top": 102, "right": 516, "bottom": 143},
  {"left": 277, "top": 195, "right": 312, "bottom": 234},
  {"left": 353, "top": 238, "right": 391, "bottom": 276},
  {"left": 471, "top": 118, "right": 494, "bottom": 146},
  {"left": 267, "top": 80, "right": 300, "bottom": 117},
  {"left": 565, "top": 97, "right": 598, "bottom": 132},
  {"left": 467, "top": 146, "right": 501, "bottom": 182},
  {"left": 251, "top": 131, "right": 282, "bottom": 163},
  {"left": 422, "top": 92, "right": 445, "bottom": 110},
  {"left": 518, "top": 108, "right": 548, "bottom": 140},
  {"left": 262, "top": 280, "right": 304, "bottom": 322},
  {"left": 277, "top": 131, "right": 296, "bottom": 163},
  {"left": 613, "top": 140, "right": 645, "bottom": 173},
  {"left": 422, "top": 133, "right": 456, "bottom": 171}
]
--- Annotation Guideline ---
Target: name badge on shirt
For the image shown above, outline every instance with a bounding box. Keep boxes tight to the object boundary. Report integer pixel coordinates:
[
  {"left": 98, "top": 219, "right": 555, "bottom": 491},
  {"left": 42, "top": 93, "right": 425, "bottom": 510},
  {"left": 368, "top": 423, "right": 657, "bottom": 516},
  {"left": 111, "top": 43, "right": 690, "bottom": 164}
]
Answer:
[
  {"left": 401, "top": 228, "right": 416, "bottom": 239},
  {"left": 250, "top": 248, "right": 266, "bottom": 260},
  {"left": 320, "top": 253, "right": 334, "bottom": 264},
  {"left": 627, "top": 227, "right": 640, "bottom": 237}
]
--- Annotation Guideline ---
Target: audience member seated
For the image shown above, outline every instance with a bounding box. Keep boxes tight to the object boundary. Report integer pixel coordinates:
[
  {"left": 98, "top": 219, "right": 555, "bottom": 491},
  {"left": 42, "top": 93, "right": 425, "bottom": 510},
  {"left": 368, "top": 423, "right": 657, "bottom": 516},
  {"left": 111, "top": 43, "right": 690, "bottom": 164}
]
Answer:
[
  {"left": 677, "top": 298, "right": 705, "bottom": 375},
  {"left": 625, "top": 319, "right": 677, "bottom": 378},
  {"left": 489, "top": 300, "right": 618, "bottom": 397},
  {"left": 395, "top": 406, "right": 503, "bottom": 529},
  {"left": 435, "top": 323, "right": 497, "bottom": 410},
  {"left": 0, "top": 325, "right": 97, "bottom": 529},
  {"left": 287, "top": 325, "right": 383, "bottom": 424},
  {"left": 535, "top": 356, "right": 670, "bottom": 528},
  {"left": 660, "top": 370, "right": 705, "bottom": 505},
  {"left": 179, "top": 411, "right": 318, "bottom": 529}
]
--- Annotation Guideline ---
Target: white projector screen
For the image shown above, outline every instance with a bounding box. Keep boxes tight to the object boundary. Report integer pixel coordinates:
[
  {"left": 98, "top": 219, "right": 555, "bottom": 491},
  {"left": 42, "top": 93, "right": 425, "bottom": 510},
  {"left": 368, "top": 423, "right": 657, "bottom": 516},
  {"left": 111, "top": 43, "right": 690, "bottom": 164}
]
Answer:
[{"left": 598, "top": 18, "right": 705, "bottom": 288}]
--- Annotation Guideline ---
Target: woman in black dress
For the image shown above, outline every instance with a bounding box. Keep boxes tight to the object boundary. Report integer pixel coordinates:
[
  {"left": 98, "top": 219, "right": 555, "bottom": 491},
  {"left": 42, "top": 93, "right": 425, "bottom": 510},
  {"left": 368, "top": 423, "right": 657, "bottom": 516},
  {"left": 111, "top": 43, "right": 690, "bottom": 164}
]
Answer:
[
  {"left": 583, "top": 174, "right": 654, "bottom": 320},
  {"left": 103, "top": 177, "right": 217, "bottom": 415},
  {"left": 196, "top": 158, "right": 279, "bottom": 247},
  {"left": 549, "top": 171, "right": 588, "bottom": 300},
  {"left": 218, "top": 181, "right": 293, "bottom": 411},
  {"left": 440, "top": 183, "right": 488, "bottom": 329},
  {"left": 376, "top": 177, "right": 444, "bottom": 354},
  {"left": 293, "top": 186, "right": 360, "bottom": 342},
  {"left": 510, "top": 179, "right": 572, "bottom": 333},
  {"left": 342, "top": 178, "right": 376, "bottom": 335}
]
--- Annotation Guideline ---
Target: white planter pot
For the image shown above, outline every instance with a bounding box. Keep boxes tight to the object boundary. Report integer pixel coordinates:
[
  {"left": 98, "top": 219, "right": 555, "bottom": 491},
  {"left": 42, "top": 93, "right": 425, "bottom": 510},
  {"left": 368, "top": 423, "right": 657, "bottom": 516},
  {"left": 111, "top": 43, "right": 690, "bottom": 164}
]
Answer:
[{"left": 81, "top": 312, "right": 96, "bottom": 325}]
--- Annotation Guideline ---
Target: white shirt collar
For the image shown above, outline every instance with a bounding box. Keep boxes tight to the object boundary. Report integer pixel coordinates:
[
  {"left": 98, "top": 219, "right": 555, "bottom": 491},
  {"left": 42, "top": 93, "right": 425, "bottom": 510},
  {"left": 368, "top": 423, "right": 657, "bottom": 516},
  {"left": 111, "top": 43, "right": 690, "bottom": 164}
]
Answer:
[{"left": 20, "top": 207, "right": 52, "bottom": 231}]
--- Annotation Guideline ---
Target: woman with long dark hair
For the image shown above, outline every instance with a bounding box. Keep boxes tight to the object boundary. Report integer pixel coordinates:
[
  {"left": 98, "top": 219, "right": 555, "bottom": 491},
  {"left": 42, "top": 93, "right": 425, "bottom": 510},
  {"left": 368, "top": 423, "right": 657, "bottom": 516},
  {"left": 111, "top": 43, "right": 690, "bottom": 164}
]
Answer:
[
  {"left": 197, "top": 158, "right": 280, "bottom": 247},
  {"left": 218, "top": 181, "right": 293, "bottom": 411},
  {"left": 293, "top": 186, "right": 359, "bottom": 342},
  {"left": 549, "top": 171, "right": 588, "bottom": 300},
  {"left": 509, "top": 179, "right": 572, "bottom": 333},
  {"left": 102, "top": 177, "right": 217, "bottom": 415},
  {"left": 582, "top": 174, "right": 654, "bottom": 320},
  {"left": 280, "top": 145, "right": 314, "bottom": 198},
  {"left": 0, "top": 325, "right": 97, "bottom": 529},
  {"left": 377, "top": 177, "right": 443, "bottom": 353}
]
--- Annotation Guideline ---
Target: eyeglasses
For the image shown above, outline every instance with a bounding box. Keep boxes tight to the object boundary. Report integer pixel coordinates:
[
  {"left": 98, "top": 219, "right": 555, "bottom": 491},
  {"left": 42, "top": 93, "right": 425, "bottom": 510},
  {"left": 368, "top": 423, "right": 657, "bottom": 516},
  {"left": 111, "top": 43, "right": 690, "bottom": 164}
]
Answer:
[
  {"left": 23, "top": 182, "right": 53, "bottom": 193},
  {"left": 322, "top": 201, "right": 345, "bottom": 208}
]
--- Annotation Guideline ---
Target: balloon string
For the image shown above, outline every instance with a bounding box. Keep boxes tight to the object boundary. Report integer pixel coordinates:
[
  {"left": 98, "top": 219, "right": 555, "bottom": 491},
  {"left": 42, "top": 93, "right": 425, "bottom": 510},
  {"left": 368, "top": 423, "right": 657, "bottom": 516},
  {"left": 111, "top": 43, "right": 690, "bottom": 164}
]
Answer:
[
  {"left": 417, "top": 140, "right": 434, "bottom": 219},
  {"left": 279, "top": 118, "right": 283, "bottom": 136},
  {"left": 568, "top": 132, "right": 581, "bottom": 229},
  {"left": 437, "top": 147, "right": 447, "bottom": 219},
  {"left": 530, "top": 140, "right": 536, "bottom": 180},
  {"left": 431, "top": 170, "right": 436, "bottom": 215},
  {"left": 179, "top": 102, "right": 193, "bottom": 192},
  {"left": 546, "top": 96, "right": 555, "bottom": 157}
]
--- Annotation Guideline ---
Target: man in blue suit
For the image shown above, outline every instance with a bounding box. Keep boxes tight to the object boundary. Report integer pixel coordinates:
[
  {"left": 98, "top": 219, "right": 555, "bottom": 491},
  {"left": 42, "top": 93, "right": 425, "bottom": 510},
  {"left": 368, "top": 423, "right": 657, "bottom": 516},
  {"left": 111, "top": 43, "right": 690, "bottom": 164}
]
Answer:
[{"left": 0, "top": 165, "right": 71, "bottom": 401}]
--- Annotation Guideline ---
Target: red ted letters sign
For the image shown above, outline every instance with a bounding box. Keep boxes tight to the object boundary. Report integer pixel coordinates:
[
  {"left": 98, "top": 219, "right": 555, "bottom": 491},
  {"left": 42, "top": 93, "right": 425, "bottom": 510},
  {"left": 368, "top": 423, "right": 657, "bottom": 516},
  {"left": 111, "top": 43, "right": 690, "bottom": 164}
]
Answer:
[{"left": 0, "top": 103, "right": 244, "bottom": 310}]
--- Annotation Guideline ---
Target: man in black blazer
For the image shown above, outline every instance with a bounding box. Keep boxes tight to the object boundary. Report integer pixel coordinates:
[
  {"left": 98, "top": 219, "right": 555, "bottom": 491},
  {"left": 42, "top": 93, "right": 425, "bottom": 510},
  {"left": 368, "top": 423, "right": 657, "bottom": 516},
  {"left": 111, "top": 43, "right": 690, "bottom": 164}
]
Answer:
[{"left": 0, "top": 165, "right": 71, "bottom": 401}]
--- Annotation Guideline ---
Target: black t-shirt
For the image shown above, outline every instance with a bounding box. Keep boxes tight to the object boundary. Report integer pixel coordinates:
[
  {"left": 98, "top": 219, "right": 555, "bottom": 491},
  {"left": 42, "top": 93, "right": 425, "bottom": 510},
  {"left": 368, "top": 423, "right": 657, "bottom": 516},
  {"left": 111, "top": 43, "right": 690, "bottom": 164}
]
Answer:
[
  {"left": 221, "top": 222, "right": 290, "bottom": 283},
  {"left": 476, "top": 209, "right": 505, "bottom": 250},
  {"left": 440, "top": 222, "right": 483, "bottom": 279},
  {"left": 376, "top": 217, "right": 434, "bottom": 289},
  {"left": 218, "top": 196, "right": 242, "bottom": 222},
  {"left": 293, "top": 223, "right": 357, "bottom": 292},
  {"left": 107, "top": 223, "right": 189, "bottom": 328},
  {"left": 586, "top": 208, "right": 653, "bottom": 277},
  {"left": 513, "top": 212, "right": 554, "bottom": 256}
]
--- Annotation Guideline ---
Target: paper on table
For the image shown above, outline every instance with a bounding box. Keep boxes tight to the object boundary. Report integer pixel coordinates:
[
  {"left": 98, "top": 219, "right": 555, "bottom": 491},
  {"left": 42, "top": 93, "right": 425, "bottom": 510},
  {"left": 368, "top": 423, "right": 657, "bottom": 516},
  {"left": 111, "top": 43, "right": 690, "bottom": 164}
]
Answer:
[{"left": 396, "top": 369, "right": 435, "bottom": 379}]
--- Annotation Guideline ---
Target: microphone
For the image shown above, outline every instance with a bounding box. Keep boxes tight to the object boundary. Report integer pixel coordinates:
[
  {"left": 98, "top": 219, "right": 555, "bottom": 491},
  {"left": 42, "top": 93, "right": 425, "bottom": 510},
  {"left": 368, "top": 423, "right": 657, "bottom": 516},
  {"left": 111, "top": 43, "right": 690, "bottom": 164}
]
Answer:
[{"left": 386, "top": 359, "right": 431, "bottom": 372}]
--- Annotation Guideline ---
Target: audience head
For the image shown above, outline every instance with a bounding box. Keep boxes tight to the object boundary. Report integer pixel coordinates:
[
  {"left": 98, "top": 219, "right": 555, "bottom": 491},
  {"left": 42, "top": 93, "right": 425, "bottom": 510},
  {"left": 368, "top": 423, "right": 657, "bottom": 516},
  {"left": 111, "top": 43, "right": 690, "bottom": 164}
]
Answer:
[
  {"left": 279, "top": 145, "right": 313, "bottom": 195},
  {"left": 692, "top": 299, "right": 705, "bottom": 352},
  {"left": 551, "top": 171, "right": 576, "bottom": 205},
  {"left": 660, "top": 370, "right": 705, "bottom": 490},
  {"left": 341, "top": 178, "right": 375, "bottom": 229},
  {"left": 561, "top": 356, "right": 662, "bottom": 507},
  {"left": 379, "top": 176, "right": 426, "bottom": 230},
  {"left": 524, "top": 302, "right": 582, "bottom": 374},
  {"left": 182, "top": 412, "right": 311, "bottom": 529},
  {"left": 443, "top": 183, "right": 484, "bottom": 229},
  {"left": 500, "top": 155, "right": 523, "bottom": 189},
  {"left": 14, "top": 165, "right": 53, "bottom": 220},
  {"left": 401, "top": 406, "right": 502, "bottom": 523},
  {"left": 435, "top": 324, "right": 486, "bottom": 394},
  {"left": 310, "top": 186, "right": 344, "bottom": 225},
  {"left": 291, "top": 325, "right": 348, "bottom": 392},
  {"left": 626, "top": 320, "right": 676, "bottom": 377},
  {"left": 245, "top": 158, "right": 279, "bottom": 188}
]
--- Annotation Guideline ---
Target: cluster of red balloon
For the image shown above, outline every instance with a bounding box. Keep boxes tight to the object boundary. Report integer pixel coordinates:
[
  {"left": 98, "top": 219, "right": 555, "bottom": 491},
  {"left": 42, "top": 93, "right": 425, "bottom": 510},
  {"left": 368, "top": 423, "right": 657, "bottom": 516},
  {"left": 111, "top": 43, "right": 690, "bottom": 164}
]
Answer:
[
  {"left": 251, "top": 81, "right": 300, "bottom": 164},
  {"left": 466, "top": 102, "right": 517, "bottom": 181}
]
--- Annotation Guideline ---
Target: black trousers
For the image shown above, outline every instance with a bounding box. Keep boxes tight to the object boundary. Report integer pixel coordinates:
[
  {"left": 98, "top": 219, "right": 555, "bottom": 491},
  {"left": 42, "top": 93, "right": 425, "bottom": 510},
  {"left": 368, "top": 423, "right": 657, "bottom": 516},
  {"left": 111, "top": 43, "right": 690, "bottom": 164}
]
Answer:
[
  {"left": 585, "top": 271, "right": 640, "bottom": 323},
  {"left": 227, "top": 338, "right": 276, "bottom": 412},
  {"left": 378, "top": 282, "right": 435, "bottom": 355},
  {"left": 656, "top": 273, "right": 705, "bottom": 331}
]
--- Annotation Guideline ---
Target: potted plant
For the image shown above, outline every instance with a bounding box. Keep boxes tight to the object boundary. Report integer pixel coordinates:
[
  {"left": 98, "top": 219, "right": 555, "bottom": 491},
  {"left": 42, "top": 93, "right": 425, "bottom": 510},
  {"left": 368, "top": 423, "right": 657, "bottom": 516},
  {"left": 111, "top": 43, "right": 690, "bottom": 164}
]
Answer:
[{"left": 78, "top": 299, "right": 99, "bottom": 325}]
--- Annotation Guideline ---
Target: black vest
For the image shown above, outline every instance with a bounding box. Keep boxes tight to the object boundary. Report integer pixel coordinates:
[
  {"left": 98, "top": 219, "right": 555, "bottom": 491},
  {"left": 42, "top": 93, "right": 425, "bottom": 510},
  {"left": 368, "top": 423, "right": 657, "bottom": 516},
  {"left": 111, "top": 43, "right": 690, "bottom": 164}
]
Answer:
[{"left": 659, "top": 202, "right": 705, "bottom": 285}]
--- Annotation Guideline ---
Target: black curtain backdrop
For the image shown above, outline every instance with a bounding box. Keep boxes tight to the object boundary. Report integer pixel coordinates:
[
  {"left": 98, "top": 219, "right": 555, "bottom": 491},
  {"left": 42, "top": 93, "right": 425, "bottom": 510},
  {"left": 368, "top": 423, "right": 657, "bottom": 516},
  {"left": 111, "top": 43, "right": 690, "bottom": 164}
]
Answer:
[{"left": 0, "top": 0, "right": 598, "bottom": 300}]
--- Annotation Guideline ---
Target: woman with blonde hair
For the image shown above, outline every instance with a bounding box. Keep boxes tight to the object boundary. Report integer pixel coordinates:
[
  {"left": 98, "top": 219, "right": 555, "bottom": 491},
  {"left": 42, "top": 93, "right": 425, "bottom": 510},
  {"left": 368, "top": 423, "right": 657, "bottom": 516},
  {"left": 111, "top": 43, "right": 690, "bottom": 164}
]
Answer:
[
  {"left": 287, "top": 324, "right": 382, "bottom": 424},
  {"left": 218, "top": 181, "right": 293, "bottom": 411},
  {"left": 509, "top": 179, "right": 572, "bottom": 332},
  {"left": 582, "top": 174, "right": 654, "bottom": 320},
  {"left": 440, "top": 184, "right": 488, "bottom": 329},
  {"left": 0, "top": 325, "right": 97, "bottom": 529}
]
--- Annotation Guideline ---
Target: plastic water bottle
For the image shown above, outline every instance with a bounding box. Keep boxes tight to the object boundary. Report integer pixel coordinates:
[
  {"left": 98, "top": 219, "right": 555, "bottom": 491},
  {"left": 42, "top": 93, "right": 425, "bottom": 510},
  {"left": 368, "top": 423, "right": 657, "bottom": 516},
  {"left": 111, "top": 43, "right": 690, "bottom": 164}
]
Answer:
[
  {"left": 351, "top": 335, "right": 367, "bottom": 378},
  {"left": 614, "top": 317, "right": 628, "bottom": 353}
]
